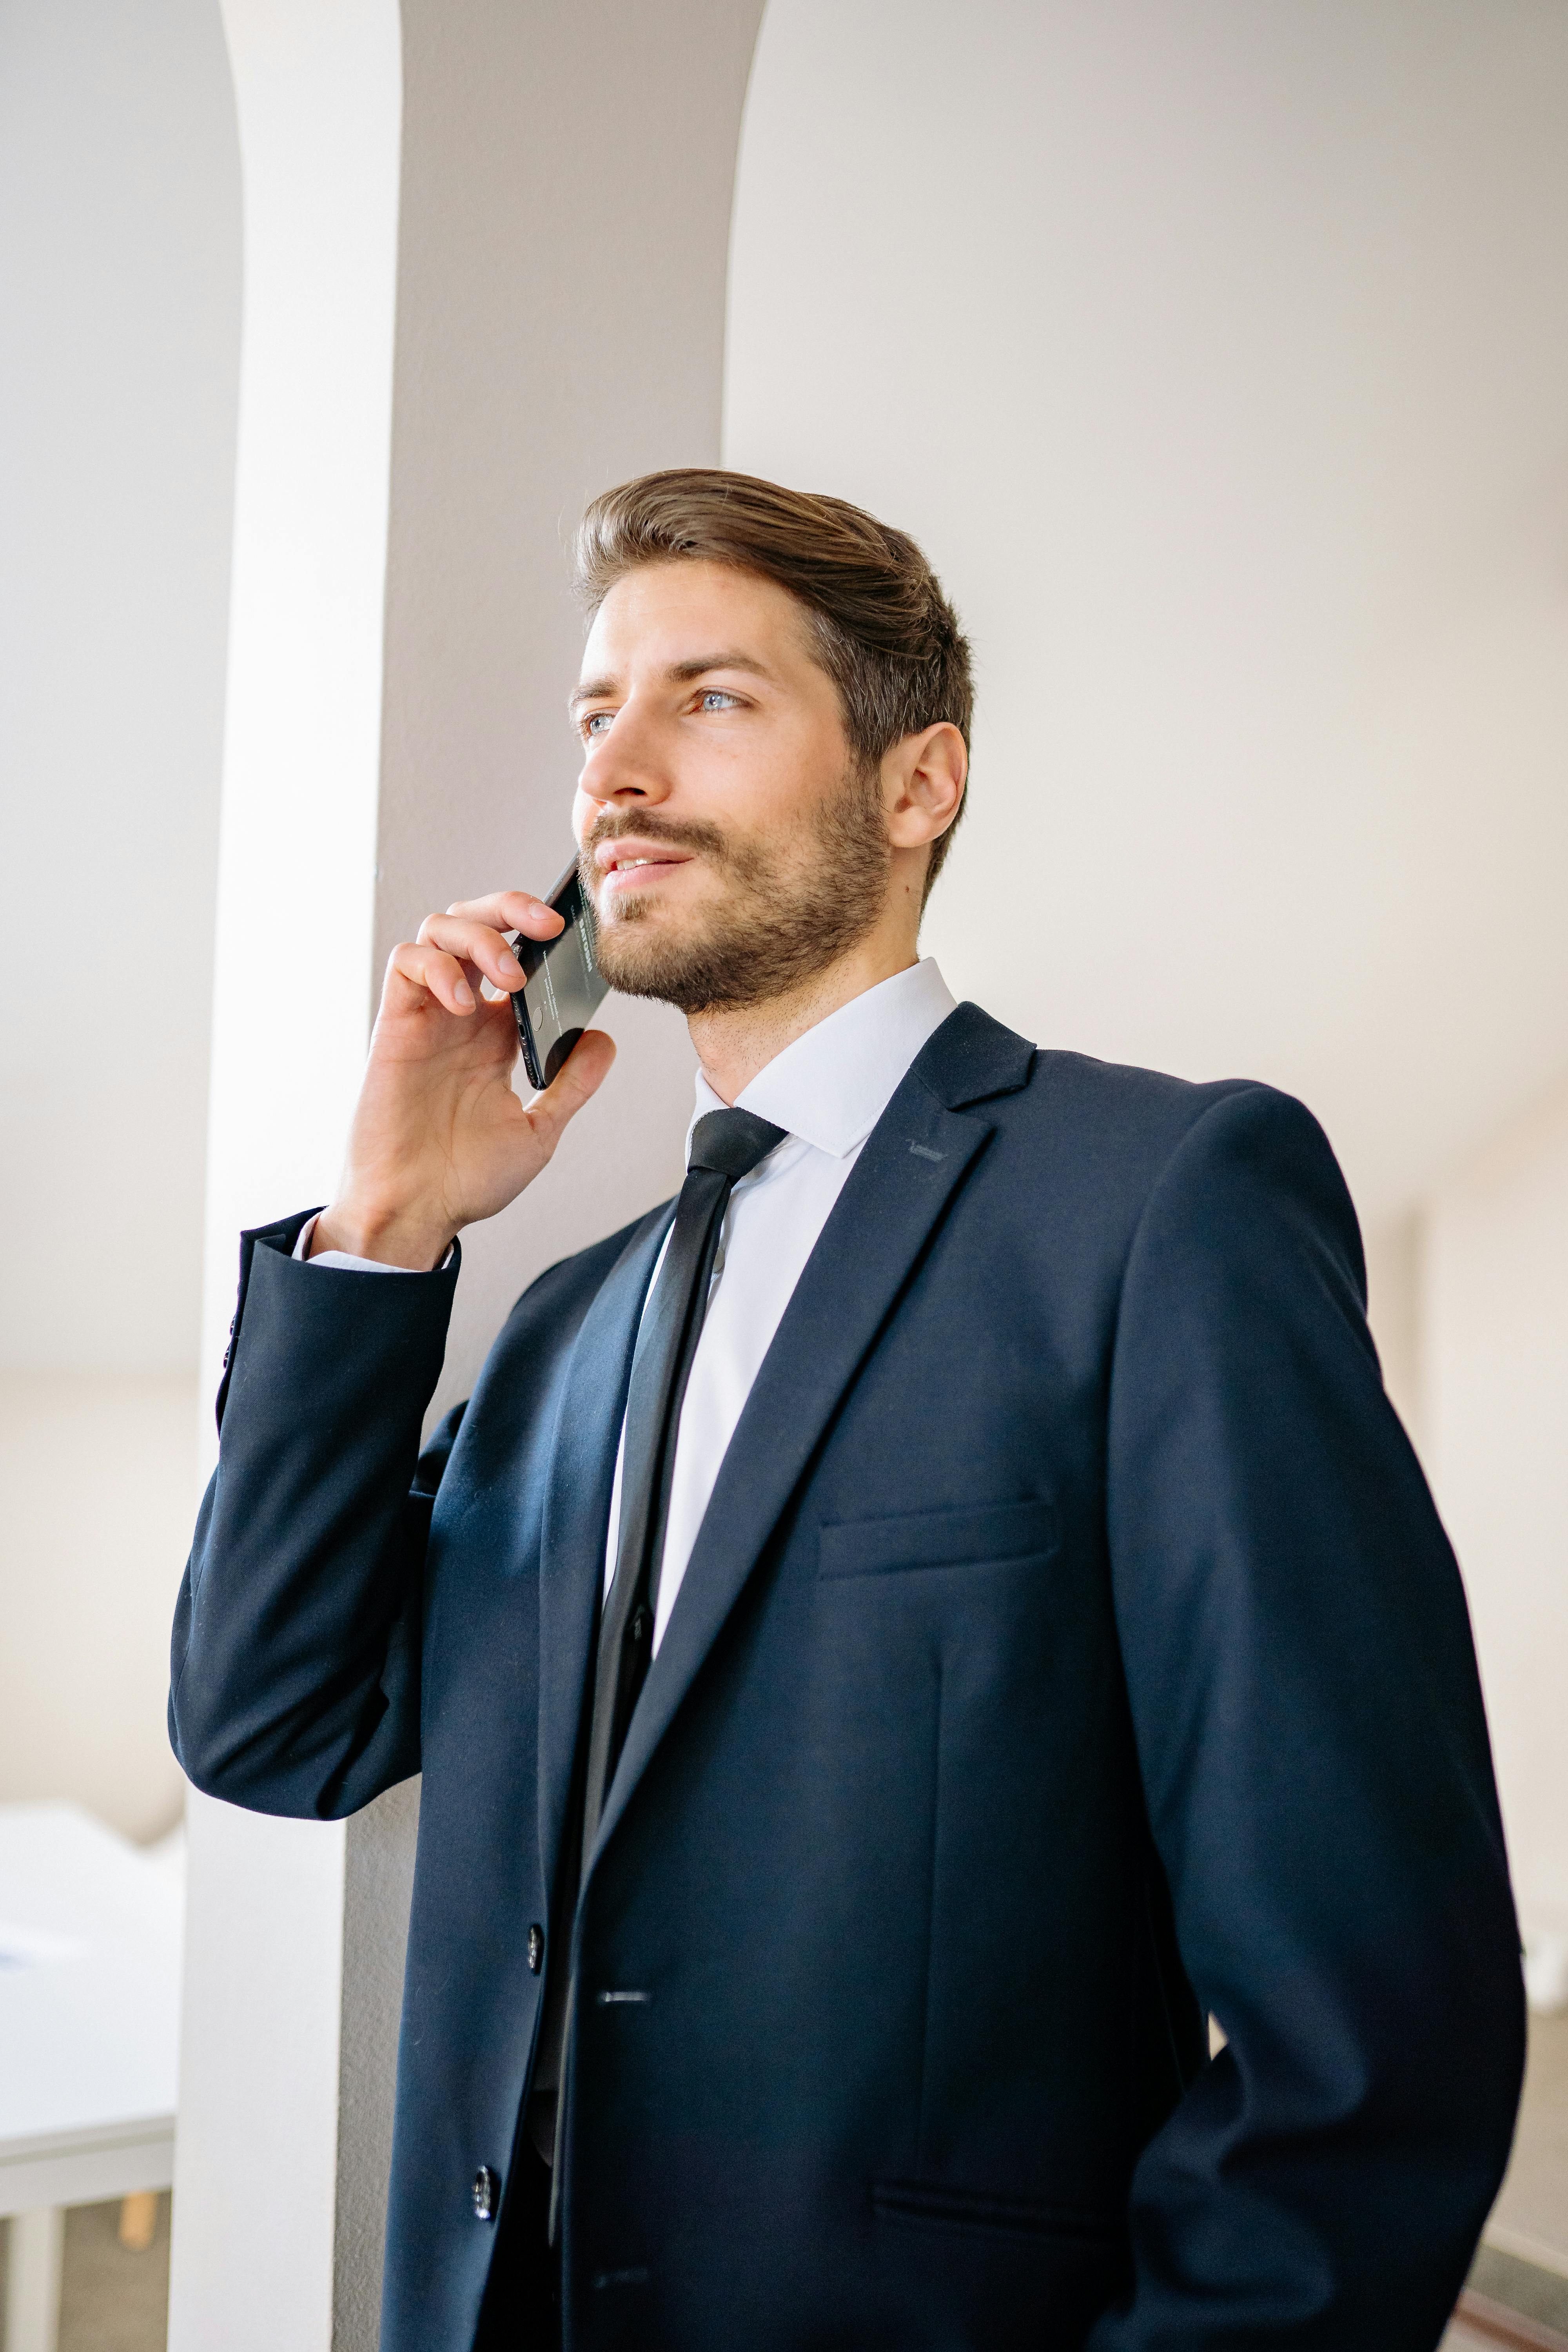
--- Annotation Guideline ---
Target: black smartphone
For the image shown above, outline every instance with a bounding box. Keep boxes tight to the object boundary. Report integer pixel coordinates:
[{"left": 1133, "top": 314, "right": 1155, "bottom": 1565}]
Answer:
[{"left": 509, "top": 858, "right": 610, "bottom": 1091}]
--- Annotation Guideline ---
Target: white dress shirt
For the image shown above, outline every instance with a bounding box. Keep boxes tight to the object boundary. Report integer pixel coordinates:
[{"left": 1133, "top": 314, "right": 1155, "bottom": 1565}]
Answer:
[{"left": 301, "top": 957, "right": 957, "bottom": 1653}]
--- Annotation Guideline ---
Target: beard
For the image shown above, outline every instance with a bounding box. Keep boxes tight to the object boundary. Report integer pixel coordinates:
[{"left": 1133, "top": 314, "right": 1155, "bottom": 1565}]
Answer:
[{"left": 581, "top": 769, "right": 891, "bottom": 1015}]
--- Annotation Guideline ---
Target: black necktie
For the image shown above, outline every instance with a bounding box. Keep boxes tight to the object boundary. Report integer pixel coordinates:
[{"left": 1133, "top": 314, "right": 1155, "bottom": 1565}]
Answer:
[
  {"left": 534, "top": 1105, "right": 786, "bottom": 2196},
  {"left": 578, "top": 1105, "right": 786, "bottom": 1863}
]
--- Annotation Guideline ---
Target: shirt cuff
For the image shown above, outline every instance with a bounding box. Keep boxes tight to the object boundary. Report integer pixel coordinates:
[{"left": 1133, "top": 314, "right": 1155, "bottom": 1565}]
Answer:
[{"left": 293, "top": 1214, "right": 454, "bottom": 1274}]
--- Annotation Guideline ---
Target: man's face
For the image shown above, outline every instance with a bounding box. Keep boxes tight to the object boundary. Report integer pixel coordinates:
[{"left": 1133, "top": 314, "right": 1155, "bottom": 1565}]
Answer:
[{"left": 570, "top": 559, "right": 889, "bottom": 1013}]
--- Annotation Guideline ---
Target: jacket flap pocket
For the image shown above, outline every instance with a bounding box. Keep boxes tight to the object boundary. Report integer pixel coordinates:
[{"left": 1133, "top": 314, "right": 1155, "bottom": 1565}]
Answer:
[
  {"left": 872, "top": 2179, "right": 1115, "bottom": 2243},
  {"left": 818, "top": 1497, "right": 1058, "bottom": 1581}
]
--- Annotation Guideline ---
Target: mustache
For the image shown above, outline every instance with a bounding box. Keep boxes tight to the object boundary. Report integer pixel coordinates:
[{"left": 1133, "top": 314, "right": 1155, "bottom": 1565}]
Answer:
[{"left": 581, "top": 810, "right": 733, "bottom": 863}]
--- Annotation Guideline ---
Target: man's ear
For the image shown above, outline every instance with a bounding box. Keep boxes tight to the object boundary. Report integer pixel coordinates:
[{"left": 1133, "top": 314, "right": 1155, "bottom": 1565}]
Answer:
[{"left": 885, "top": 723, "right": 967, "bottom": 850}]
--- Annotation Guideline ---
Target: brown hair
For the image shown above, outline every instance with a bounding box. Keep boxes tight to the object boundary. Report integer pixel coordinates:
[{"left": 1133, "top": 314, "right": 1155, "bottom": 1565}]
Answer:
[{"left": 573, "top": 468, "right": 972, "bottom": 896}]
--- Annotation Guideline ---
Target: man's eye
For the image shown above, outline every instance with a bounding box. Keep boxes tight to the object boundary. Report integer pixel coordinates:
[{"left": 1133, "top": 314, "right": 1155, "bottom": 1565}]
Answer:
[
  {"left": 699, "top": 690, "right": 742, "bottom": 713},
  {"left": 583, "top": 711, "right": 615, "bottom": 739}
]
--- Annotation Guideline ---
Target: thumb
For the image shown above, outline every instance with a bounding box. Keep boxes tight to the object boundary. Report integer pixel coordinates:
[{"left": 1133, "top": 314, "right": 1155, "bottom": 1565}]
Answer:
[{"left": 523, "top": 1027, "right": 616, "bottom": 1158}]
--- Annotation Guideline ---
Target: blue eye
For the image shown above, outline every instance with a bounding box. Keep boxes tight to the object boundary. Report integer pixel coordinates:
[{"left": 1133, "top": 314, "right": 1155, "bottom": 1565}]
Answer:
[
  {"left": 584, "top": 710, "right": 615, "bottom": 738},
  {"left": 700, "top": 690, "right": 741, "bottom": 713}
]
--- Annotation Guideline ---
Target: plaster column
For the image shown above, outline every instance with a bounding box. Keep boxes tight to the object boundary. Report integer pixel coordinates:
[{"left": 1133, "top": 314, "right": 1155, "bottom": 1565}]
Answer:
[{"left": 170, "top": 4, "right": 765, "bottom": 2346}]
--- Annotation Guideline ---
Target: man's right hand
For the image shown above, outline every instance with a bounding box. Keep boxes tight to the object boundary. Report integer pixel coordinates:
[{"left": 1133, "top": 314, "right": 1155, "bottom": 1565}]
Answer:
[{"left": 310, "top": 889, "right": 615, "bottom": 1269}]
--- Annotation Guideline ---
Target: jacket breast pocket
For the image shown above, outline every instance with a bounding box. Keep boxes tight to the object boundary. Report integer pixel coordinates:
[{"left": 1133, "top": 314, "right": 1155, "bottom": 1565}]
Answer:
[{"left": 817, "top": 1497, "right": 1058, "bottom": 1581}]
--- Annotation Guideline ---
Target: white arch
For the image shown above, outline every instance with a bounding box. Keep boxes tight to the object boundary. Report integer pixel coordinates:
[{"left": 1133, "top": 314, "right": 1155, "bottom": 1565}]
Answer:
[{"left": 174, "top": 4, "right": 765, "bottom": 2343}]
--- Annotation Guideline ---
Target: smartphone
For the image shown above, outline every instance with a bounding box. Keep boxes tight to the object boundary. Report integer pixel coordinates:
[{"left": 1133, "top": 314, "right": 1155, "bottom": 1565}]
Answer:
[{"left": 509, "top": 858, "right": 610, "bottom": 1091}]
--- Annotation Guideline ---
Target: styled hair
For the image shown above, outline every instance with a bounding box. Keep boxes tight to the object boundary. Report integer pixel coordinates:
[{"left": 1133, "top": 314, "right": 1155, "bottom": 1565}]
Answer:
[{"left": 573, "top": 468, "right": 972, "bottom": 894}]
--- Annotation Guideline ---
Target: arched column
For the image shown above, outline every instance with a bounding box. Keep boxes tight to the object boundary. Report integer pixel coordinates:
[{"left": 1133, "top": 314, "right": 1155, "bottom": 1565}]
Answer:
[{"left": 171, "top": 4, "right": 765, "bottom": 2344}]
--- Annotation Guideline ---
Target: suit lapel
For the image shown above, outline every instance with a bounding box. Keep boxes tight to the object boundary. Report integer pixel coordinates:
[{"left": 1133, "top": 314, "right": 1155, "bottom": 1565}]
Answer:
[
  {"left": 586, "top": 1006, "right": 1035, "bottom": 1873},
  {"left": 536, "top": 1203, "right": 673, "bottom": 1891}
]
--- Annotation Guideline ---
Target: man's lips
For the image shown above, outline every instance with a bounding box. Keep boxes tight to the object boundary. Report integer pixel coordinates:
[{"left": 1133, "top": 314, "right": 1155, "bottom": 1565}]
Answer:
[{"left": 594, "top": 839, "right": 695, "bottom": 893}]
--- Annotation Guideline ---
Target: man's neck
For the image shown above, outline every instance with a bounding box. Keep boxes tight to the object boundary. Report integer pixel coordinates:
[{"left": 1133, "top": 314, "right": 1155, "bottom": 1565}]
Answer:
[{"left": 688, "top": 933, "right": 921, "bottom": 1106}]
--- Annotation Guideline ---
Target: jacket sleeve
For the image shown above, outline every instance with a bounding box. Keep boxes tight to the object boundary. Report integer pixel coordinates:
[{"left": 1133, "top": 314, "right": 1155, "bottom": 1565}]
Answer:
[
  {"left": 1091, "top": 1084, "right": 1524, "bottom": 2351},
  {"left": 169, "top": 1209, "right": 463, "bottom": 1819}
]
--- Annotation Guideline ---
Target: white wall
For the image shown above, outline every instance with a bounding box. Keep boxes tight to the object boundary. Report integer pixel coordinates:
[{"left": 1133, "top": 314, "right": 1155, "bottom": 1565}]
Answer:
[
  {"left": 0, "top": 0, "right": 240, "bottom": 1840},
  {"left": 0, "top": 0, "right": 238, "bottom": 1375},
  {"left": 1424, "top": 1077, "right": 1568, "bottom": 1963},
  {"left": 0, "top": 1374, "right": 194, "bottom": 1840},
  {"left": 726, "top": 0, "right": 1568, "bottom": 1228}
]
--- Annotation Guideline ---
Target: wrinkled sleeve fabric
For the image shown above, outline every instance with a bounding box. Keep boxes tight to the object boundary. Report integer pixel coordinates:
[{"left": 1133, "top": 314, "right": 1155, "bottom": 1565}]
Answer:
[
  {"left": 1093, "top": 1083, "right": 1523, "bottom": 2351},
  {"left": 169, "top": 1209, "right": 462, "bottom": 1820}
]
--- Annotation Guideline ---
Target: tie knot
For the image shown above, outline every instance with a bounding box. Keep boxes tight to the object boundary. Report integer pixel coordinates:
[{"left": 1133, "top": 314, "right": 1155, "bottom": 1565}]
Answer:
[{"left": 688, "top": 1107, "right": 787, "bottom": 1182}]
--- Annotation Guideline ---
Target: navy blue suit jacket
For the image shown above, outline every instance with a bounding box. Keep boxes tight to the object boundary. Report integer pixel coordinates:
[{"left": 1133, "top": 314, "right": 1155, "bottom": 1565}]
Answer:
[{"left": 171, "top": 1005, "right": 1523, "bottom": 2351}]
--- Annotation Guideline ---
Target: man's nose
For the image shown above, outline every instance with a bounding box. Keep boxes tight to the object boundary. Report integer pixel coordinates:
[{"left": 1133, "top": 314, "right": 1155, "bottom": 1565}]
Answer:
[{"left": 579, "top": 704, "right": 672, "bottom": 809}]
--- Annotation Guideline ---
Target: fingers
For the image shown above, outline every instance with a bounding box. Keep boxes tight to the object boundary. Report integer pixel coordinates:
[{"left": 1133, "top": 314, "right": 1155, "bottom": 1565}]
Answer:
[
  {"left": 415, "top": 910, "right": 536, "bottom": 997},
  {"left": 381, "top": 888, "right": 570, "bottom": 1020},
  {"left": 444, "top": 889, "right": 566, "bottom": 941},
  {"left": 523, "top": 1028, "right": 616, "bottom": 1150},
  {"left": 388, "top": 939, "right": 484, "bottom": 1014}
]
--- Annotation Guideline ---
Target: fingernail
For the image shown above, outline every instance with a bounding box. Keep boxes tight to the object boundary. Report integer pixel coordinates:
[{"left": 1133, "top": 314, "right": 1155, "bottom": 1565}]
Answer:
[
  {"left": 499, "top": 949, "right": 522, "bottom": 976},
  {"left": 454, "top": 981, "right": 474, "bottom": 1009}
]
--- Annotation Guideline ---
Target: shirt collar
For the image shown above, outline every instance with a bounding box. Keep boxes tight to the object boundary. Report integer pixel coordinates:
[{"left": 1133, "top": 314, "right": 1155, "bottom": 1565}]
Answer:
[{"left": 686, "top": 958, "right": 958, "bottom": 1164}]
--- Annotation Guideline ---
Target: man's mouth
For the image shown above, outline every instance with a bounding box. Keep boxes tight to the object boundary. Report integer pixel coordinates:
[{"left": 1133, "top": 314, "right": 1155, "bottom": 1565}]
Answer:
[{"left": 594, "top": 838, "right": 696, "bottom": 894}]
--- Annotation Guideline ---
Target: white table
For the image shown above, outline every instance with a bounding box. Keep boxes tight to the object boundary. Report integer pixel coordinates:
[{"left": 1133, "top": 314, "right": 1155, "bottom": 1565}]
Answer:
[{"left": 0, "top": 1803, "right": 182, "bottom": 2352}]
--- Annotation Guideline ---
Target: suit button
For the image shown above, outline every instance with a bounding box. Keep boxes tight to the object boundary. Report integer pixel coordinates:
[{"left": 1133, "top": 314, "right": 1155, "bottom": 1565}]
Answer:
[
  {"left": 527, "top": 1924, "right": 544, "bottom": 1975},
  {"left": 472, "top": 2165, "right": 499, "bottom": 2222}
]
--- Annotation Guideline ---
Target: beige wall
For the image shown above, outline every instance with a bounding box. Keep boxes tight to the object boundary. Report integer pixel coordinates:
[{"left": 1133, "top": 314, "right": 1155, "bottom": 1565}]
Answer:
[
  {"left": 1423, "top": 1075, "right": 1568, "bottom": 1978},
  {"left": 1363, "top": 1212, "right": 1425, "bottom": 1449}
]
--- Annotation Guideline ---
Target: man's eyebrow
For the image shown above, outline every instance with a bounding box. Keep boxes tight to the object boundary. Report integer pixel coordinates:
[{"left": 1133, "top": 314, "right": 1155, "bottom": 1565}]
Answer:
[
  {"left": 568, "top": 674, "right": 617, "bottom": 717},
  {"left": 664, "top": 651, "right": 774, "bottom": 685},
  {"left": 567, "top": 650, "right": 774, "bottom": 718}
]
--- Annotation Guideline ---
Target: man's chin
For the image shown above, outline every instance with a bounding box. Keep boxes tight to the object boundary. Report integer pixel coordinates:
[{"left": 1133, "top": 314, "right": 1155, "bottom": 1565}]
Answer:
[
  {"left": 594, "top": 904, "right": 708, "bottom": 1006},
  {"left": 589, "top": 801, "right": 886, "bottom": 1014},
  {"left": 593, "top": 905, "right": 765, "bottom": 1016}
]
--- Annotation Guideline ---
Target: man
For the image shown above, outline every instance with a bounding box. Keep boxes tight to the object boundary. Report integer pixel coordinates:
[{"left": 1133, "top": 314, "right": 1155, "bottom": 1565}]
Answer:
[{"left": 171, "top": 469, "right": 1523, "bottom": 2351}]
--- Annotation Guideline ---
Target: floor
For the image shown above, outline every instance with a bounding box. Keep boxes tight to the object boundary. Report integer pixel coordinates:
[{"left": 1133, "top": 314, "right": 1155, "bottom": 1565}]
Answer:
[
  {"left": 1490, "top": 2007, "right": 1568, "bottom": 2274},
  {"left": 1446, "top": 2244, "right": 1568, "bottom": 2346},
  {"left": 1, "top": 2021, "right": 1562, "bottom": 2348},
  {"left": 1443, "top": 2011, "right": 1568, "bottom": 2350},
  {"left": 0, "top": 2195, "right": 171, "bottom": 2352},
  {"left": 57, "top": 2200, "right": 172, "bottom": 2352}
]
